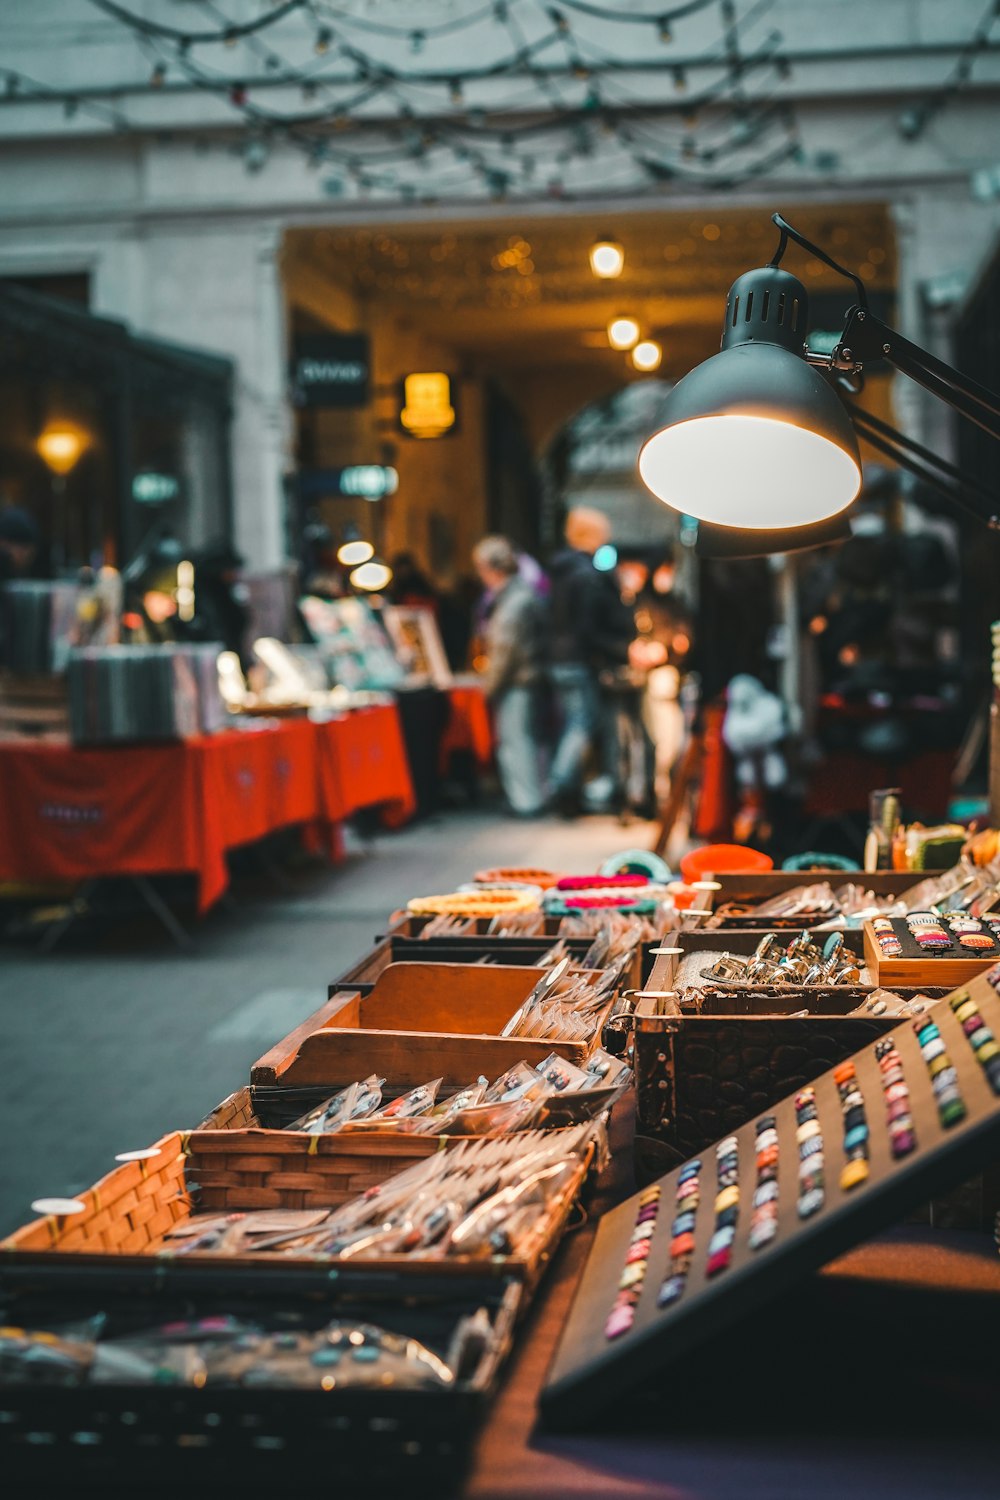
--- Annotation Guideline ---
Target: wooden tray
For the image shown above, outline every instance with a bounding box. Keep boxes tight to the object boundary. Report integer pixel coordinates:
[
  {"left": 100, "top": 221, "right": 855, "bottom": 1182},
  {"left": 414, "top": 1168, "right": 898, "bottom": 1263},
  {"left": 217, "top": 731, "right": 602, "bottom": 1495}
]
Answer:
[
  {"left": 863, "top": 920, "right": 1000, "bottom": 988},
  {"left": 251, "top": 962, "right": 613, "bottom": 1088}
]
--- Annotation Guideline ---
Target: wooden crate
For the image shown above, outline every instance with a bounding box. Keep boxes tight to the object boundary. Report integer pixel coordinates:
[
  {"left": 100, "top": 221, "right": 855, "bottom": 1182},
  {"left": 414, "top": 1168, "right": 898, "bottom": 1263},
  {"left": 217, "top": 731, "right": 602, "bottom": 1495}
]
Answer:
[
  {"left": 1, "top": 1126, "right": 595, "bottom": 1291},
  {"left": 251, "top": 962, "right": 613, "bottom": 1088}
]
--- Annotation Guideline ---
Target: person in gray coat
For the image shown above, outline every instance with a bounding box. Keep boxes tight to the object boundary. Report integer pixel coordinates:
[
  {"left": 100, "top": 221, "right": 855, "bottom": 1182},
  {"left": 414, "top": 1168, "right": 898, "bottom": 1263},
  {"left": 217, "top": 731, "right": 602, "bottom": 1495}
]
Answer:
[{"left": 472, "top": 534, "right": 547, "bottom": 816}]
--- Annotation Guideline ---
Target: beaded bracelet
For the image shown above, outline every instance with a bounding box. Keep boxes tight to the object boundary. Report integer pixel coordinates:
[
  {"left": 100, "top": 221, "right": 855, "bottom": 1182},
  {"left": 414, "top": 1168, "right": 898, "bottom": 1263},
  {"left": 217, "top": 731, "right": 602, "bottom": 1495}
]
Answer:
[
  {"left": 833, "top": 1060, "right": 870, "bottom": 1191},
  {"left": 705, "top": 1136, "right": 739, "bottom": 1277},
  {"left": 748, "top": 1115, "right": 779, "bottom": 1250},
  {"left": 949, "top": 991, "right": 1000, "bottom": 1094},
  {"left": 914, "top": 1015, "right": 966, "bottom": 1128},
  {"left": 795, "top": 1086, "right": 824, "bottom": 1219},
  {"left": 874, "top": 1036, "right": 917, "bottom": 1158},
  {"left": 657, "top": 1157, "right": 702, "bottom": 1307},
  {"left": 605, "top": 1184, "right": 660, "bottom": 1339}
]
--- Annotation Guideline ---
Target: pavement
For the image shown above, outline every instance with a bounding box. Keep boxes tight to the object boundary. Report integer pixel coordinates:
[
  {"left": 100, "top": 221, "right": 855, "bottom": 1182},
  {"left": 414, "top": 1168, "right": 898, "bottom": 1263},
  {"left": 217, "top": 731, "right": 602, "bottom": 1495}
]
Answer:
[{"left": 0, "top": 806, "right": 656, "bottom": 1235}]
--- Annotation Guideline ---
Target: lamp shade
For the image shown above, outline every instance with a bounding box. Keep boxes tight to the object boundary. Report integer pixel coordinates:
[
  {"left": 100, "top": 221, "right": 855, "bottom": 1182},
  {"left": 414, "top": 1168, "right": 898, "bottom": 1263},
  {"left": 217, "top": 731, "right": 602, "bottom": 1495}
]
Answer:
[
  {"left": 694, "top": 508, "right": 854, "bottom": 559},
  {"left": 638, "top": 266, "right": 861, "bottom": 529}
]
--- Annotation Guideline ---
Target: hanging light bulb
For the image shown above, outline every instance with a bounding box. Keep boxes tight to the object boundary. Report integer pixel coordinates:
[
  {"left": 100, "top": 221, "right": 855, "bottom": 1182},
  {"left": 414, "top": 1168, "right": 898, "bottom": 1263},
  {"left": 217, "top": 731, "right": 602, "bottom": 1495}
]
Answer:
[
  {"left": 338, "top": 538, "right": 375, "bottom": 567},
  {"left": 350, "top": 557, "right": 393, "bottom": 592},
  {"left": 632, "top": 339, "right": 662, "bottom": 372},
  {"left": 589, "top": 235, "right": 624, "bottom": 278},
  {"left": 608, "top": 315, "right": 640, "bottom": 350}
]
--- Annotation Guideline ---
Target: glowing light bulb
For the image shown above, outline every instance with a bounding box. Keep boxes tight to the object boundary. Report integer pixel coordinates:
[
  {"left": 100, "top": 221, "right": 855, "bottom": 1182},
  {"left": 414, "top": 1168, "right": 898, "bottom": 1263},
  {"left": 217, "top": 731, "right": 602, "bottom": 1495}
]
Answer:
[
  {"left": 350, "top": 559, "right": 393, "bottom": 592},
  {"left": 589, "top": 237, "right": 624, "bottom": 278},
  {"left": 608, "top": 316, "right": 640, "bottom": 350},
  {"left": 632, "top": 339, "right": 662, "bottom": 371},
  {"left": 337, "top": 539, "right": 375, "bottom": 567}
]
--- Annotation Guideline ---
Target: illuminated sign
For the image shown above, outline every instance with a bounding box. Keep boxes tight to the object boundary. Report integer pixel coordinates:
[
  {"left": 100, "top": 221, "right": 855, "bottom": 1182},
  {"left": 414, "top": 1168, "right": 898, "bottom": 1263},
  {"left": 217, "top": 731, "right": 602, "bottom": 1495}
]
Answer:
[
  {"left": 291, "top": 333, "right": 370, "bottom": 408},
  {"left": 297, "top": 466, "right": 398, "bottom": 501},
  {"left": 132, "top": 470, "right": 180, "bottom": 504},
  {"left": 399, "top": 372, "right": 457, "bottom": 438}
]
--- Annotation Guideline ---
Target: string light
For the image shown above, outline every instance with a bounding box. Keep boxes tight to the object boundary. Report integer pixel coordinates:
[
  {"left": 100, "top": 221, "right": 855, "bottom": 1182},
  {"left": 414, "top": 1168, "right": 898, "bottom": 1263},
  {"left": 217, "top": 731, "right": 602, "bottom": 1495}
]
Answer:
[
  {"left": 314, "top": 26, "right": 332, "bottom": 55},
  {"left": 149, "top": 62, "right": 166, "bottom": 88}
]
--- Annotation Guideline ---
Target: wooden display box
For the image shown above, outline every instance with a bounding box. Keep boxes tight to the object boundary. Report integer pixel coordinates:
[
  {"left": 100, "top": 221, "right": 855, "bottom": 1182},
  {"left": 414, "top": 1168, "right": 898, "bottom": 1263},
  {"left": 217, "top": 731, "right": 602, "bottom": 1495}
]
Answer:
[
  {"left": 703, "top": 870, "right": 921, "bottom": 929},
  {"left": 251, "top": 962, "right": 612, "bottom": 1089},
  {"left": 331, "top": 933, "right": 639, "bottom": 994},
  {"left": 863, "top": 919, "right": 1000, "bottom": 988},
  {"left": 645, "top": 929, "right": 869, "bottom": 1001},
  {"left": 1, "top": 1126, "right": 594, "bottom": 1292}
]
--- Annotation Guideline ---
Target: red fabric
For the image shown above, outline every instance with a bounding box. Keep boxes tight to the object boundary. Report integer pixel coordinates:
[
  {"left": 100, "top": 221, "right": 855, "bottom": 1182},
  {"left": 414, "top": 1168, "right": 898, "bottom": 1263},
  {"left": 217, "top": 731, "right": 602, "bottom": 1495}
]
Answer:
[
  {"left": 440, "top": 683, "right": 494, "bottom": 772},
  {"left": 693, "top": 701, "right": 733, "bottom": 839},
  {"left": 314, "top": 705, "right": 416, "bottom": 827},
  {"left": 557, "top": 873, "right": 649, "bottom": 891},
  {"left": 0, "top": 722, "right": 326, "bottom": 915}
]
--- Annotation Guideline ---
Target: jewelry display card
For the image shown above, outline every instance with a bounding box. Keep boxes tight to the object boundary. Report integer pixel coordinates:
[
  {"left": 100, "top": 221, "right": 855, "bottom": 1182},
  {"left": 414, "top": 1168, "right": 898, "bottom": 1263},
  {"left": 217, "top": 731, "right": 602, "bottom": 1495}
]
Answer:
[{"left": 542, "top": 968, "right": 1000, "bottom": 1426}]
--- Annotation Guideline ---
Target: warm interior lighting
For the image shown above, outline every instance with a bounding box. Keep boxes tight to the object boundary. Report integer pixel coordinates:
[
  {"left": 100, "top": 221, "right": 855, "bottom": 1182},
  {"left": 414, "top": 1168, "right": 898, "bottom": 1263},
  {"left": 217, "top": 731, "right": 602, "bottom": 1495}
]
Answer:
[
  {"left": 350, "top": 558, "right": 393, "bottom": 591},
  {"left": 608, "top": 315, "right": 640, "bottom": 350},
  {"left": 337, "top": 538, "right": 374, "bottom": 566},
  {"left": 632, "top": 339, "right": 662, "bottom": 372},
  {"left": 37, "top": 424, "right": 86, "bottom": 475},
  {"left": 639, "top": 414, "right": 860, "bottom": 528},
  {"left": 176, "top": 559, "right": 195, "bottom": 622},
  {"left": 589, "top": 237, "right": 624, "bottom": 278}
]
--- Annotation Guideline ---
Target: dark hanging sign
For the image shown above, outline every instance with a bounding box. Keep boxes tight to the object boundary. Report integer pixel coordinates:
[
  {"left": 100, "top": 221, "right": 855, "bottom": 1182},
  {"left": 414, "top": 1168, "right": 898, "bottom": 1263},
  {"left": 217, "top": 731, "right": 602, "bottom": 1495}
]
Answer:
[{"left": 290, "top": 333, "right": 370, "bottom": 408}]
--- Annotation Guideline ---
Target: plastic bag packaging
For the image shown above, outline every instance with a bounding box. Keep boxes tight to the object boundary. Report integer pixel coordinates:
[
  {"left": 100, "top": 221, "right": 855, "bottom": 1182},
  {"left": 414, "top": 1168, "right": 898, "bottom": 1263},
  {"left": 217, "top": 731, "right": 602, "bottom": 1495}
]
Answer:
[
  {"left": 484, "top": 1061, "right": 554, "bottom": 1104},
  {"left": 533, "top": 1053, "right": 595, "bottom": 1093},
  {"left": 0, "top": 1322, "right": 100, "bottom": 1385},
  {"left": 289, "top": 1074, "right": 385, "bottom": 1134},
  {"left": 208, "top": 1321, "right": 455, "bottom": 1392},
  {"left": 335, "top": 1078, "right": 442, "bottom": 1133},
  {"left": 440, "top": 1096, "right": 541, "bottom": 1136}
]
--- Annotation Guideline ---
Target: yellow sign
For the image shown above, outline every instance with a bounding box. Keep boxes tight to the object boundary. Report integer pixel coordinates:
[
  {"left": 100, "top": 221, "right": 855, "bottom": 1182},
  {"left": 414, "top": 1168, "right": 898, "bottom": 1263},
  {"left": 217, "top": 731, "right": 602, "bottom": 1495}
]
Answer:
[{"left": 399, "top": 372, "right": 456, "bottom": 439}]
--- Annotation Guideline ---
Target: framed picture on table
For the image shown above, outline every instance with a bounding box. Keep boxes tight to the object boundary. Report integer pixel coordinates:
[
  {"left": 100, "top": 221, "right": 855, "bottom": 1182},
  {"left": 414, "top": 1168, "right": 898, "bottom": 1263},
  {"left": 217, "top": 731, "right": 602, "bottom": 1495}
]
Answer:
[{"left": 384, "top": 605, "right": 453, "bottom": 689}]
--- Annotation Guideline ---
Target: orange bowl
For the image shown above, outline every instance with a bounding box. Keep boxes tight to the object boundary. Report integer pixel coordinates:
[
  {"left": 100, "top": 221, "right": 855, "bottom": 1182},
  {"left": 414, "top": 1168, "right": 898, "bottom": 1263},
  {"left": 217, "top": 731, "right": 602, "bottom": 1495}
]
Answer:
[{"left": 680, "top": 844, "right": 773, "bottom": 882}]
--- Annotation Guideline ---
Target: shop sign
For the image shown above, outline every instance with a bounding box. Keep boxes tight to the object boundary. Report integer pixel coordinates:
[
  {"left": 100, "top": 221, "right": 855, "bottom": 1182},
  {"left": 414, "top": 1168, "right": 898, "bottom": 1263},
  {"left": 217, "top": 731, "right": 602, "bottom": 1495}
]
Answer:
[
  {"left": 297, "top": 465, "right": 398, "bottom": 501},
  {"left": 399, "top": 371, "right": 457, "bottom": 438},
  {"left": 132, "top": 470, "right": 180, "bottom": 504},
  {"left": 291, "top": 333, "right": 370, "bottom": 408}
]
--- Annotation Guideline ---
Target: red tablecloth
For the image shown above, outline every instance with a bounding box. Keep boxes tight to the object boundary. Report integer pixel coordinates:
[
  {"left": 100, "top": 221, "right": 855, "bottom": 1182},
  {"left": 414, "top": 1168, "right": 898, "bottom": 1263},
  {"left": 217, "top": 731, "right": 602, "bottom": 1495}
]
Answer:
[
  {"left": 0, "top": 709, "right": 416, "bottom": 914},
  {"left": 314, "top": 705, "right": 416, "bottom": 826},
  {"left": 440, "top": 682, "right": 494, "bottom": 771}
]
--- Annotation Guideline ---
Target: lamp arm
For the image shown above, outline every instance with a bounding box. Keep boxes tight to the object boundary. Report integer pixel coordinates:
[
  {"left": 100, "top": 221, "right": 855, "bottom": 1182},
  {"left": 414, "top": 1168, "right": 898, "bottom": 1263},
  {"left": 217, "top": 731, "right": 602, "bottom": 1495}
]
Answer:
[
  {"left": 846, "top": 402, "right": 1000, "bottom": 530},
  {"left": 834, "top": 307, "right": 1000, "bottom": 443}
]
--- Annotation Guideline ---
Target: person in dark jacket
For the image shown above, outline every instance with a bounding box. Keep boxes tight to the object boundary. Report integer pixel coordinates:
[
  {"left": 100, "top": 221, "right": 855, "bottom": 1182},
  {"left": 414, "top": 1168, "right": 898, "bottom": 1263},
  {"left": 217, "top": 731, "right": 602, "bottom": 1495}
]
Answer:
[
  {"left": 473, "top": 534, "right": 547, "bottom": 816},
  {"left": 547, "top": 507, "right": 633, "bottom": 814}
]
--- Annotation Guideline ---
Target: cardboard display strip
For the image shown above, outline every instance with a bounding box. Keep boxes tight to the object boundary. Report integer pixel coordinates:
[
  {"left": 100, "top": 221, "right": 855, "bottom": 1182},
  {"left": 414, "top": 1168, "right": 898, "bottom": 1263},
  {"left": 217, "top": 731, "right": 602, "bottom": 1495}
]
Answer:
[{"left": 542, "top": 968, "right": 1000, "bottom": 1426}]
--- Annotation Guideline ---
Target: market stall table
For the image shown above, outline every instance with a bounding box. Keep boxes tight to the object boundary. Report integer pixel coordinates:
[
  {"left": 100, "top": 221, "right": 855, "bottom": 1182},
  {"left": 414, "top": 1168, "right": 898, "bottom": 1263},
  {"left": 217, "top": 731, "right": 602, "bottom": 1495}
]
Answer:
[{"left": 313, "top": 702, "right": 416, "bottom": 827}]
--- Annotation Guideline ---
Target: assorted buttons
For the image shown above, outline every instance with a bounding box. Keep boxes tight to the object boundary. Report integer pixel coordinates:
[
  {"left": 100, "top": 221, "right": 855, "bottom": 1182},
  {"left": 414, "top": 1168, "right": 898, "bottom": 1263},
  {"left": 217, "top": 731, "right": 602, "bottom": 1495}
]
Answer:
[
  {"left": 748, "top": 1115, "right": 779, "bottom": 1249},
  {"left": 795, "top": 1087, "right": 825, "bottom": 1219},
  {"left": 605, "top": 1184, "right": 660, "bottom": 1338},
  {"left": 833, "top": 1060, "right": 870, "bottom": 1191},
  {"left": 705, "top": 1138, "right": 739, "bottom": 1277},
  {"left": 949, "top": 990, "right": 1000, "bottom": 1094},
  {"left": 657, "top": 1158, "right": 702, "bottom": 1308},
  {"left": 914, "top": 1015, "right": 966, "bottom": 1128},
  {"left": 875, "top": 914, "right": 1000, "bottom": 958}
]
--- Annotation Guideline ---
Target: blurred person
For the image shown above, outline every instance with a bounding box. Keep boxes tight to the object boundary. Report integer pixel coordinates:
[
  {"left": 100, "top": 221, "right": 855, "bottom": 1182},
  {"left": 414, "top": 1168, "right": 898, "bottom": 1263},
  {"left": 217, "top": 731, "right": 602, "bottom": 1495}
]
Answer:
[
  {"left": 547, "top": 507, "right": 633, "bottom": 816},
  {"left": 390, "top": 552, "right": 440, "bottom": 616},
  {"left": 187, "top": 539, "right": 250, "bottom": 662},
  {"left": 722, "top": 673, "right": 788, "bottom": 844},
  {"left": 0, "top": 506, "right": 41, "bottom": 584},
  {"left": 472, "top": 534, "right": 547, "bottom": 817}
]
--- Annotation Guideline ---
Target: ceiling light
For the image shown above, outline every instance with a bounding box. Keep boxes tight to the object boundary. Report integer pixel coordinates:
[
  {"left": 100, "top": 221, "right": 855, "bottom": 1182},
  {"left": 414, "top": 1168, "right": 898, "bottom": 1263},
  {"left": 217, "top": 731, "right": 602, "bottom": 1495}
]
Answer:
[
  {"left": 37, "top": 424, "right": 86, "bottom": 475},
  {"left": 632, "top": 339, "right": 662, "bottom": 372},
  {"left": 608, "top": 315, "right": 640, "bottom": 350},
  {"left": 350, "top": 558, "right": 393, "bottom": 592},
  {"left": 589, "top": 236, "right": 624, "bottom": 278},
  {"left": 338, "top": 538, "right": 374, "bottom": 567}
]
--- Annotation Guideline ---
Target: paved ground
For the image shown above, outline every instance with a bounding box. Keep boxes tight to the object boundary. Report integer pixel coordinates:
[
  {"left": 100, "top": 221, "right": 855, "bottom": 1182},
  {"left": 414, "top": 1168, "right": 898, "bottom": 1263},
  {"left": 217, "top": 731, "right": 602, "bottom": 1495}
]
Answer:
[{"left": 0, "top": 807, "right": 655, "bottom": 1235}]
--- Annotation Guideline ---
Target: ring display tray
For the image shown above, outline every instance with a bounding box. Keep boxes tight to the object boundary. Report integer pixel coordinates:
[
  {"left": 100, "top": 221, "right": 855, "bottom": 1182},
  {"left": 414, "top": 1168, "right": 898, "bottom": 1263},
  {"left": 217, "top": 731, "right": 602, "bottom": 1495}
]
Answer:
[
  {"left": 541, "top": 968, "right": 1000, "bottom": 1427},
  {"left": 864, "top": 918, "right": 1000, "bottom": 987}
]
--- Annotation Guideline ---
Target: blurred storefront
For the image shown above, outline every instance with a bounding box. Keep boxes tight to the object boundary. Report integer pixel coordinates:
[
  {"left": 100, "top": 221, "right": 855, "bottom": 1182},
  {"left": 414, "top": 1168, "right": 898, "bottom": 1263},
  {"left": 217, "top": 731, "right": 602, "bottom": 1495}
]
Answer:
[{"left": 0, "top": 281, "right": 232, "bottom": 572}]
